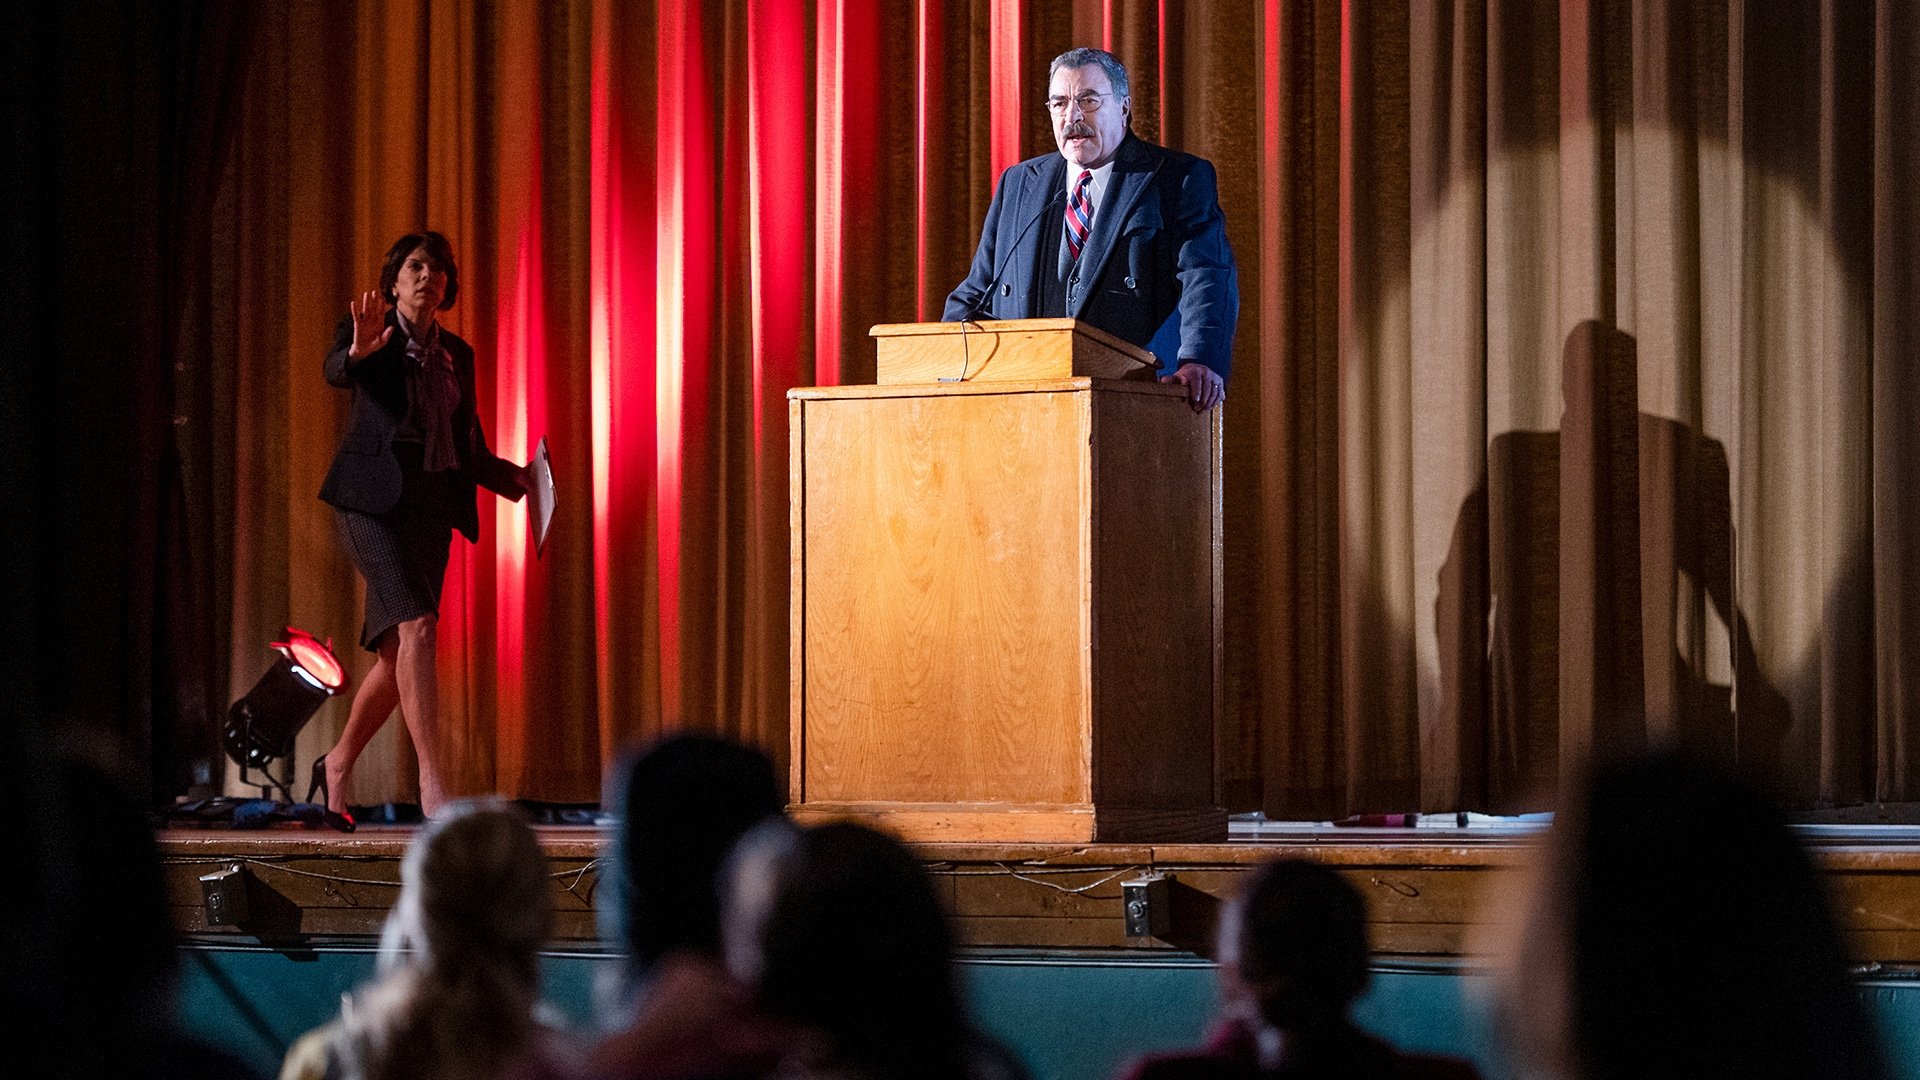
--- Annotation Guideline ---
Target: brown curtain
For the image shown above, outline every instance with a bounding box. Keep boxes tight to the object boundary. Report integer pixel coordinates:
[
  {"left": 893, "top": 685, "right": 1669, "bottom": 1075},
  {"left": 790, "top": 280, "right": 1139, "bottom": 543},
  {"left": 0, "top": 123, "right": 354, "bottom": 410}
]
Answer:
[
  {"left": 197, "top": 0, "right": 1919, "bottom": 816},
  {"left": 1239, "top": 0, "right": 1919, "bottom": 816}
]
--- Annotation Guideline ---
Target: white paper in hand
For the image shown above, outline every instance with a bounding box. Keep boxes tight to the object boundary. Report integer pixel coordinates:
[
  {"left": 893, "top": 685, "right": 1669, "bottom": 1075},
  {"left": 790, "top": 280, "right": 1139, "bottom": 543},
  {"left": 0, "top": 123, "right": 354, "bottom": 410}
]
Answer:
[{"left": 528, "top": 437, "right": 555, "bottom": 557}]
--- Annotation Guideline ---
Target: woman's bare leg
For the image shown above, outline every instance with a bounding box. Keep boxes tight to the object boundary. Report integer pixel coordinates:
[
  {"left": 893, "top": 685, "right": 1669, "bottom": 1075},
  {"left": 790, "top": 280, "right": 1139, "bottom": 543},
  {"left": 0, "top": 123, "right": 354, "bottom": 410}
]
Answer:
[
  {"left": 324, "top": 638, "right": 401, "bottom": 816},
  {"left": 392, "top": 613, "right": 447, "bottom": 815}
]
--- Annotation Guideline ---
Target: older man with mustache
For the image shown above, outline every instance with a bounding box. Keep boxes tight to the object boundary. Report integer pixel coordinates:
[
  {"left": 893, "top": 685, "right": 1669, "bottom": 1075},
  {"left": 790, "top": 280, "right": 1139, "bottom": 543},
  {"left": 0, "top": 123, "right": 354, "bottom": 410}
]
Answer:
[{"left": 945, "top": 47, "right": 1239, "bottom": 411}]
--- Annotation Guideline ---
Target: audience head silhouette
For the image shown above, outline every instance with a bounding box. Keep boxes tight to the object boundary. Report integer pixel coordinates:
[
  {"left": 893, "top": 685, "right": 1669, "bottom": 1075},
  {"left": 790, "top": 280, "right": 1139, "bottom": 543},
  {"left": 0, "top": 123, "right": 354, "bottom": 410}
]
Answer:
[
  {"left": 289, "top": 798, "right": 554, "bottom": 1080},
  {"left": 1123, "top": 857, "right": 1477, "bottom": 1080},
  {"left": 383, "top": 797, "right": 552, "bottom": 974},
  {"left": 13, "top": 725, "right": 259, "bottom": 1079},
  {"left": 602, "top": 734, "right": 781, "bottom": 988},
  {"left": 1219, "top": 858, "right": 1371, "bottom": 1031},
  {"left": 1499, "top": 750, "right": 1887, "bottom": 1080},
  {"left": 723, "top": 821, "right": 971, "bottom": 1080}
]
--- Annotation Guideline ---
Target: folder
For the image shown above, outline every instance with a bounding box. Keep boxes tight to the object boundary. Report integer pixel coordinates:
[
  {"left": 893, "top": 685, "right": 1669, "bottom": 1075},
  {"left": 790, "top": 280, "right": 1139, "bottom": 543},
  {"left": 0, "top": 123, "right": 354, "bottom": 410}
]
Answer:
[{"left": 528, "top": 437, "right": 555, "bottom": 557}]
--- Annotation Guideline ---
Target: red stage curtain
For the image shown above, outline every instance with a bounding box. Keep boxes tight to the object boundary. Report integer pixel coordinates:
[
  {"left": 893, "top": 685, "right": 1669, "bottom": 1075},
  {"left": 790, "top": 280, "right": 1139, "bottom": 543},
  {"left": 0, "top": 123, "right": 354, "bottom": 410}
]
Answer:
[{"left": 196, "top": 0, "right": 1920, "bottom": 817}]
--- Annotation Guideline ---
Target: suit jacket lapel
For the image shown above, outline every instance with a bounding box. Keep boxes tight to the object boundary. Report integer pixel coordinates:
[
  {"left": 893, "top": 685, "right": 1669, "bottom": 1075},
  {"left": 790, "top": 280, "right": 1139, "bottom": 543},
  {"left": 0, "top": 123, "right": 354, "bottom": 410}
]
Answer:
[
  {"left": 366, "top": 308, "right": 411, "bottom": 404},
  {"left": 1009, "top": 155, "right": 1066, "bottom": 313},
  {"left": 1070, "top": 135, "right": 1162, "bottom": 319}
]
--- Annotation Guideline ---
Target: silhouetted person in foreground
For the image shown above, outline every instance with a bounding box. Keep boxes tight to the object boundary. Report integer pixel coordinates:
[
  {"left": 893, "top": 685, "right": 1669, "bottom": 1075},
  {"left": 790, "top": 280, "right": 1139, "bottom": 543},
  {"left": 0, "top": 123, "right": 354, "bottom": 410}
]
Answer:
[
  {"left": 597, "top": 734, "right": 784, "bottom": 1017},
  {"left": 583, "top": 735, "right": 792, "bottom": 1080},
  {"left": 587, "top": 820, "right": 1027, "bottom": 1080},
  {"left": 9, "top": 724, "right": 261, "bottom": 1080},
  {"left": 281, "top": 799, "right": 562, "bottom": 1080},
  {"left": 1492, "top": 751, "right": 1888, "bottom": 1080},
  {"left": 722, "top": 821, "right": 1028, "bottom": 1080},
  {"left": 1124, "top": 859, "right": 1479, "bottom": 1080}
]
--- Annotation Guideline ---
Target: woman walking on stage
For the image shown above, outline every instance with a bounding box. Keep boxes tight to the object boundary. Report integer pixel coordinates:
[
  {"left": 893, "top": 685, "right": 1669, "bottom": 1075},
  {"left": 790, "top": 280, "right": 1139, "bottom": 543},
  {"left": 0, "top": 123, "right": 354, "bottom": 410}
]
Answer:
[{"left": 313, "top": 230, "right": 528, "bottom": 819}]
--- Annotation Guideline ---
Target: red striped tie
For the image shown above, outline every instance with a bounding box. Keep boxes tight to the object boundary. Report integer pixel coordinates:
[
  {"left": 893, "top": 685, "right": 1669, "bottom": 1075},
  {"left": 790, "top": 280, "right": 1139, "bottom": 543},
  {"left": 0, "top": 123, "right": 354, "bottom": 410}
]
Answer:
[{"left": 1065, "top": 170, "right": 1093, "bottom": 262}]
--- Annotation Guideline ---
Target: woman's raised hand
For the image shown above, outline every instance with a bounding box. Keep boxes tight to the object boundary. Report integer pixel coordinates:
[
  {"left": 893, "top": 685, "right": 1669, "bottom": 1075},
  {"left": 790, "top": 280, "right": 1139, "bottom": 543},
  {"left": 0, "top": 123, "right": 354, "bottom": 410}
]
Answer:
[{"left": 347, "top": 290, "right": 394, "bottom": 359}]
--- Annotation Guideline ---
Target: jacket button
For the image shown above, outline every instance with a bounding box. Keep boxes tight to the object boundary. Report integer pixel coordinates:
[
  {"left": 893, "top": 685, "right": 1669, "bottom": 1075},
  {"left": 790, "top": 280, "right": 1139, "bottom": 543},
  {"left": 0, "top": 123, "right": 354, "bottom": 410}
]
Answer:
[
  {"left": 1124, "top": 276, "right": 1137, "bottom": 290},
  {"left": 1001, "top": 283, "right": 1011, "bottom": 296}
]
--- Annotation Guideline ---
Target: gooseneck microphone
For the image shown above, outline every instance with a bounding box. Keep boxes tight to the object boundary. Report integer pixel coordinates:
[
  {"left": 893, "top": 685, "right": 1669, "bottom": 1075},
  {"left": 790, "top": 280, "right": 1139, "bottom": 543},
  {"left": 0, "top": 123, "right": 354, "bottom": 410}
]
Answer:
[{"left": 946, "top": 188, "right": 1066, "bottom": 383}]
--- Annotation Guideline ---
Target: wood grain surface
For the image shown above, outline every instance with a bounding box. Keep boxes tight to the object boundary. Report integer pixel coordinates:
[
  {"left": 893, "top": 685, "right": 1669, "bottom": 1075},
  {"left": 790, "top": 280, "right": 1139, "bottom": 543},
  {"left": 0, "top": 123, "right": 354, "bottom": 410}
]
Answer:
[
  {"left": 871, "top": 318, "right": 1159, "bottom": 384},
  {"left": 796, "top": 386, "right": 1091, "bottom": 805},
  {"left": 157, "top": 829, "right": 1920, "bottom": 962},
  {"left": 1090, "top": 388, "right": 1216, "bottom": 811},
  {"left": 790, "top": 373, "right": 1223, "bottom": 841}
]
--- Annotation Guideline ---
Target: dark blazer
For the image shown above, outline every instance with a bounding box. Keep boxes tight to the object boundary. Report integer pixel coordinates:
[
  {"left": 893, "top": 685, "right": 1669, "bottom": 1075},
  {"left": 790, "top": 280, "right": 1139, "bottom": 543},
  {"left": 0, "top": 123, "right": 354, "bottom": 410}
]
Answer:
[
  {"left": 942, "top": 133, "right": 1239, "bottom": 378},
  {"left": 318, "top": 310, "right": 524, "bottom": 543}
]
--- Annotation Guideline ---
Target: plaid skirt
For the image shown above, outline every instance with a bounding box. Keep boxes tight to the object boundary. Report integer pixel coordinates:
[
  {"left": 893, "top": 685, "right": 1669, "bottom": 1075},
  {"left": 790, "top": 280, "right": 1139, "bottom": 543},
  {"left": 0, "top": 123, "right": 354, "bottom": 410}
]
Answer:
[{"left": 335, "top": 509, "right": 452, "bottom": 652}]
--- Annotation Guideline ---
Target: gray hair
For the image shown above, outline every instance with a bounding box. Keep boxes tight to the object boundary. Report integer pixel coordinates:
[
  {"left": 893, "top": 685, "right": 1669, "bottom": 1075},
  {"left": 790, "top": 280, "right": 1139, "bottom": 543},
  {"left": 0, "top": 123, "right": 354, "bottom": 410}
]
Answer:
[{"left": 1049, "top": 47, "right": 1130, "bottom": 100}]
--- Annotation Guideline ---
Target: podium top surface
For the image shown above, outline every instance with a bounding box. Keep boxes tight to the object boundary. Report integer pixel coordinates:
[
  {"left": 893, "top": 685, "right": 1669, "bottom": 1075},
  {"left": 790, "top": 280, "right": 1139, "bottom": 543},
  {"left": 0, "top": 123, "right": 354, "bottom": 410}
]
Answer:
[
  {"left": 866, "top": 318, "right": 1159, "bottom": 385},
  {"left": 869, "top": 317, "right": 1139, "bottom": 349},
  {"left": 786, "top": 376, "right": 1191, "bottom": 402}
]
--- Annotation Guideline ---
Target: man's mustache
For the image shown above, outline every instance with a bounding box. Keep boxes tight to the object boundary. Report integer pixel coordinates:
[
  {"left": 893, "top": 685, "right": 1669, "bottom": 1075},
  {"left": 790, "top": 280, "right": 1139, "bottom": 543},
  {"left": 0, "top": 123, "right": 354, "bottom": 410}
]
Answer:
[{"left": 1061, "top": 122, "right": 1094, "bottom": 139}]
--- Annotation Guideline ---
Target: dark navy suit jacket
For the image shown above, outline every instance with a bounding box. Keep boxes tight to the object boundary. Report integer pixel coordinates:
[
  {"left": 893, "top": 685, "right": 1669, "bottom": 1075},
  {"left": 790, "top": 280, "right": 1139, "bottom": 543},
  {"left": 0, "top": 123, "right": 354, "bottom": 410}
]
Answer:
[
  {"left": 317, "top": 310, "right": 524, "bottom": 543},
  {"left": 943, "top": 133, "right": 1239, "bottom": 378}
]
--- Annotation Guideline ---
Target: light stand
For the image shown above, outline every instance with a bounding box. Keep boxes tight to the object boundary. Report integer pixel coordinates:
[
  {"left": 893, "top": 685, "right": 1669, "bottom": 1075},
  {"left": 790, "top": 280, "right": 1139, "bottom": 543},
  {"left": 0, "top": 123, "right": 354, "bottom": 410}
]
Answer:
[{"left": 223, "top": 627, "right": 348, "bottom": 802}]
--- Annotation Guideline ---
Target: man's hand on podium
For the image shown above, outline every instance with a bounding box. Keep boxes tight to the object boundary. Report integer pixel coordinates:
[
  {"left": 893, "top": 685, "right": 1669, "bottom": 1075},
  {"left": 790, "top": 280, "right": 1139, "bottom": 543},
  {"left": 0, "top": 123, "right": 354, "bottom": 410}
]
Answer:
[{"left": 1160, "top": 361, "right": 1225, "bottom": 413}]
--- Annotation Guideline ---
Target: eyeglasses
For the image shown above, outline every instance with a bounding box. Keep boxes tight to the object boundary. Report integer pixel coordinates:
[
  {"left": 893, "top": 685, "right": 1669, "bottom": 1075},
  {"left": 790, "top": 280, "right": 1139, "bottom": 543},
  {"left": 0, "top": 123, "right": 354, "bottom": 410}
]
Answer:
[{"left": 1045, "top": 91, "right": 1117, "bottom": 116}]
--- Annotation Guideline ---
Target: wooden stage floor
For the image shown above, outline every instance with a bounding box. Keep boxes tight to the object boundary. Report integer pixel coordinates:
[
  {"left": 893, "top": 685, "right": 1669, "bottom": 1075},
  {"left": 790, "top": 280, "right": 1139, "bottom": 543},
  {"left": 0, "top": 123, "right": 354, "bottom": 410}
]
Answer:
[{"left": 156, "top": 825, "right": 1920, "bottom": 964}]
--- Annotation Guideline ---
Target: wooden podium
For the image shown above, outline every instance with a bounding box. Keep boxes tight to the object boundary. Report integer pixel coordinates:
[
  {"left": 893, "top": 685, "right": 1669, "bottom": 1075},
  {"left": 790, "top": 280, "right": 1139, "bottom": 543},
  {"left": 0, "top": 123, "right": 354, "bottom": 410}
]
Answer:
[{"left": 788, "top": 319, "right": 1225, "bottom": 843}]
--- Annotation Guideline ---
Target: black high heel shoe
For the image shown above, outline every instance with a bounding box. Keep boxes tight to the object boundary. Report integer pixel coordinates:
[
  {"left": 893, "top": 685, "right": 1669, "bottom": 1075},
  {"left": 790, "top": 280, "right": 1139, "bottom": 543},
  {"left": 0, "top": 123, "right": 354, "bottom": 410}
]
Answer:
[
  {"left": 305, "top": 753, "right": 356, "bottom": 832},
  {"left": 305, "top": 753, "right": 331, "bottom": 806}
]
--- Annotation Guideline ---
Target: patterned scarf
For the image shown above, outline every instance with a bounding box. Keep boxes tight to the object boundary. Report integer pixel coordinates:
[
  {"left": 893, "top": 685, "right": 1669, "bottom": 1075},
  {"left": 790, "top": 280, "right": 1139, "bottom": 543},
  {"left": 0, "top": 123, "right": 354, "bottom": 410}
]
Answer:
[{"left": 404, "top": 317, "right": 462, "bottom": 472}]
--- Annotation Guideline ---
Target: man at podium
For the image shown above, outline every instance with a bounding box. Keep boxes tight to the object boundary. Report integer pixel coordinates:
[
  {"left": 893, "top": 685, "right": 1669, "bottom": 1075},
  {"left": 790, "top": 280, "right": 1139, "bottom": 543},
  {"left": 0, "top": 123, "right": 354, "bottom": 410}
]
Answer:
[{"left": 943, "top": 47, "right": 1239, "bottom": 412}]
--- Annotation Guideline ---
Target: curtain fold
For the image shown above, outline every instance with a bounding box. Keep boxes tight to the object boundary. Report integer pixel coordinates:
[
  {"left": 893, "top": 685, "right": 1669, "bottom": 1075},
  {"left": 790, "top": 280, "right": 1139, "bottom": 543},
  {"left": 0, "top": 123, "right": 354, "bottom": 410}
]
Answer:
[
  {"left": 1873, "top": 0, "right": 1920, "bottom": 798},
  {"left": 1409, "top": 0, "right": 1487, "bottom": 811},
  {"left": 195, "top": 0, "right": 1917, "bottom": 817}
]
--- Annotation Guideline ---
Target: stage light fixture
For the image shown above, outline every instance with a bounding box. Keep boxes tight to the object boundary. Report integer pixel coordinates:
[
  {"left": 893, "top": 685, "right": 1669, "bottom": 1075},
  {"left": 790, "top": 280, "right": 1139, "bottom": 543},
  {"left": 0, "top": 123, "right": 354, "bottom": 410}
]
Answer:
[{"left": 223, "top": 627, "right": 348, "bottom": 800}]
